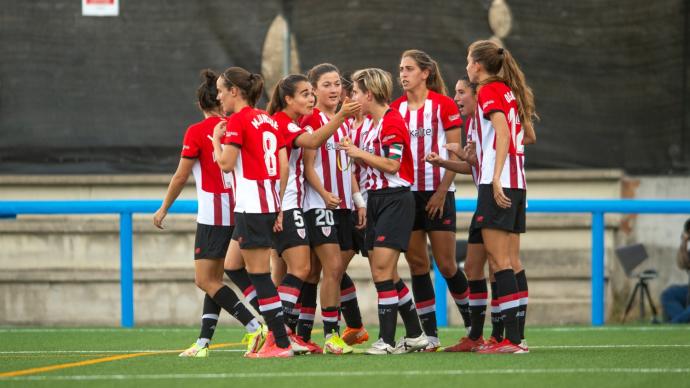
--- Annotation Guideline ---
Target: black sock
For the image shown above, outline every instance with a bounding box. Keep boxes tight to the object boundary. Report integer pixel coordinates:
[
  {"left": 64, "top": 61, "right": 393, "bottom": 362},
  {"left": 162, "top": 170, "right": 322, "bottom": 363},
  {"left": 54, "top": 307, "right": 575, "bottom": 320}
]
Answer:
[
  {"left": 225, "top": 268, "right": 260, "bottom": 314},
  {"left": 322, "top": 306, "right": 340, "bottom": 336},
  {"left": 248, "top": 273, "right": 290, "bottom": 349},
  {"left": 376, "top": 280, "right": 399, "bottom": 346},
  {"left": 410, "top": 273, "right": 436, "bottom": 338},
  {"left": 297, "top": 281, "right": 317, "bottom": 342},
  {"left": 340, "top": 273, "right": 363, "bottom": 329},
  {"left": 395, "top": 279, "right": 423, "bottom": 338},
  {"left": 211, "top": 286, "right": 256, "bottom": 327},
  {"left": 516, "top": 270, "right": 528, "bottom": 340},
  {"left": 494, "top": 269, "right": 521, "bottom": 345},
  {"left": 467, "top": 279, "right": 488, "bottom": 340},
  {"left": 445, "top": 269, "right": 471, "bottom": 329},
  {"left": 278, "top": 273, "right": 303, "bottom": 332},
  {"left": 199, "top": 293, "right": 221, "bottom": 342},
  {"left": 490, "top": 281, "right": 504, "bottom": 341}
]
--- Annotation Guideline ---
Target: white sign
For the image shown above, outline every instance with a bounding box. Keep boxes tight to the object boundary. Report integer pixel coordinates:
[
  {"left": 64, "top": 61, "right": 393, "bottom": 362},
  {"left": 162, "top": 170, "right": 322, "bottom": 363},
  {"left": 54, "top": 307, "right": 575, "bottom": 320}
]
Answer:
[{"left": 82, "top": 0, "right": 119, "bottom": 17}]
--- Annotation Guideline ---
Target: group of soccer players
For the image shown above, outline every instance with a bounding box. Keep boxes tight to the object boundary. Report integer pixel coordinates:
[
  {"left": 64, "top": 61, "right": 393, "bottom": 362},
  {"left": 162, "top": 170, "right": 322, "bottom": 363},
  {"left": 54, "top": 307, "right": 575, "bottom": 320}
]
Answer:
[{"left": 154, "top": 39, "right": 537, "bottom": 357}]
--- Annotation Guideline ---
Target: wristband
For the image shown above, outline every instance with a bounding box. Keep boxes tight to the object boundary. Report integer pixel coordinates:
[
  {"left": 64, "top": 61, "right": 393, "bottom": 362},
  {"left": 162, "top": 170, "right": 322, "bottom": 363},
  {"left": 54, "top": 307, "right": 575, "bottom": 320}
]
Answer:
[{"left": 353, "top": 192, "right": 366, "bottom": 208}]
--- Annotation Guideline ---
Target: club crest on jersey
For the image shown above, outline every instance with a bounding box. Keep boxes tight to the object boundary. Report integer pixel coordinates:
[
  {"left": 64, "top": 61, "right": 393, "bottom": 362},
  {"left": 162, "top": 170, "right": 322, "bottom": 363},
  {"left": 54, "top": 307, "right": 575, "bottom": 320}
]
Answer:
[
  {"left": 321, "top": 226, "right": 331, "bottom": 237},
  {"left": 288, "top": 123, "right": 302, "bottom": 133},
  {"left": 297, "top": 228, "right": 306, "bottom": 239}
]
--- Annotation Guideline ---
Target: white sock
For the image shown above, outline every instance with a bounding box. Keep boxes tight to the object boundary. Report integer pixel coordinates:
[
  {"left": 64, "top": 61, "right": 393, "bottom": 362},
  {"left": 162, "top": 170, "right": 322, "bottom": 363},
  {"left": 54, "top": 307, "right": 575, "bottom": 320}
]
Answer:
[
  {"left": 245, "top": 318, "right": 260, "bottom": 333},
  {"left": 196, "top": 338, "right": 210, "bottom": 347}
]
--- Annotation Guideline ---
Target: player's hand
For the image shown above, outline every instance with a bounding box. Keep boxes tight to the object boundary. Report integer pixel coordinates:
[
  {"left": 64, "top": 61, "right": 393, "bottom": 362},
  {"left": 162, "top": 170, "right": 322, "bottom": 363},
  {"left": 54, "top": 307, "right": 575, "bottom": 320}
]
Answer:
[
  {"left": 425, "top": 152, "right": 443, "bottom": 167},
  {"left": 337, "top": 97, "right": 361, "bottom": 118},
  {"left": 153, "top": 208, "right": 167, "bottom": 229},
  {"left": 212, "top": 120, "right": 226, "bottom": 141},
  {"left": 273, "top": 211, "right": 284, "bottom": 233},
  {"left": 492, "top": 179, "right": 512, "bottom": 209},
  {"left": 339, "top": 136, "right": 363, "bottom": 159},
  {"left": 425, "top": 190, "right": 446, "bottom": 219},
  {"left": 323, "top": 192, "right": 341, "bottom": 209},
  {"left": 465, "top": 142, "right": 478, "bottom": 166},
  {"left": 356, "top": 206, "right": 367, "bottom": 230},
  {"left": 444, "top": 143, "right": 466, "bottom": 160}
]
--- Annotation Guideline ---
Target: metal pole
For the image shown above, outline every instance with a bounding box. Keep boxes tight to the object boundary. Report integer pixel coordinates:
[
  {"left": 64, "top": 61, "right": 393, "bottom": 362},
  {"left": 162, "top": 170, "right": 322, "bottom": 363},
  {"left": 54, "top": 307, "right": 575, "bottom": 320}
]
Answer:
[
  {"left": 433, "top": 261, "right": 448, "bottom": 327},
  {"left": 120, "top": 212, "right": 134, "bottom": 328},
  {"left": 591, "top": 212, "right": 605, "bottom": 326}
]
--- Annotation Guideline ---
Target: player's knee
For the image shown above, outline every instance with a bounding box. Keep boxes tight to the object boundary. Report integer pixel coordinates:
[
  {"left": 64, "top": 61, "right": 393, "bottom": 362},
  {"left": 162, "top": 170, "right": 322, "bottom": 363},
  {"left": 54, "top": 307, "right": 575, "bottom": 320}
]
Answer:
[
  {"left": 436, "top": 258, "right": 458, "bottom": 278},
  {"left": 290, "top": 261, "right": 311, "bottom": 281}
]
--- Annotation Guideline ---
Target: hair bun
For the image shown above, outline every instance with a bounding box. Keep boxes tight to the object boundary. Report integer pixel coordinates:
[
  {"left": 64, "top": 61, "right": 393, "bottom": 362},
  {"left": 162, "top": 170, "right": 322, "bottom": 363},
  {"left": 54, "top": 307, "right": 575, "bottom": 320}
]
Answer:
[{"left": 200, "top": 69, "right": 217, "bottom": 85}]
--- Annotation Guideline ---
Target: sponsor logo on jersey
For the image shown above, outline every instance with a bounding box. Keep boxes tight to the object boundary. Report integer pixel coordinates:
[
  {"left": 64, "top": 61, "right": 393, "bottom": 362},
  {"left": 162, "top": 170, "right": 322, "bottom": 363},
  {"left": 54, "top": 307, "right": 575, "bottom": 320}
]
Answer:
[
  {"left": 325, "top": 141, "right": 338, "bottom": 151},
  {"left": 504, "top": 91, "right": 516, "bottom": 103},
  {"left": 382, "top": 134, "right": 397, "bottom": 143},
  {"left": 195, "top": 247, "right": 201, "bottom": 254},
  {"left": 182, "top": 144, "right": 190, "bottom": 150},
  {"left": 449, "top": 114, "right": 460, "bottom": 122},
  {"left": 482, "top": 100, "right": 494, "bottom": 110},
  {"left": 288, "top": 123, "right": 302, "bottom": 133},
  {"left": 409, "top": 128, "right": 433, "bottom": 137},
  {"left": 376, "top": 235, "right": 386, "bottom": 242},
  {"left": 476, "top": 215, "right": 484, "bottom": 222},
  {"left": 443, "top": 219, "right": 451, "bottom": 225},
  {"left": 297, "top": 228, "right": 306, "bottom": 239},
  {"left": 321, "top": 226, "right": 331, "bottom": 237}
]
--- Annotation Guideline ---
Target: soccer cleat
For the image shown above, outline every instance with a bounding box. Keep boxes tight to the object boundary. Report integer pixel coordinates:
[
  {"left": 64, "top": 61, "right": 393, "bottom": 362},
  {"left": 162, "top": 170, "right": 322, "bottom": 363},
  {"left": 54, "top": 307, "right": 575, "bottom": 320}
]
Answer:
[
  {"left": 342, "top": 326, "right": 369, "bottom": 346},
  {"left": 246, "top": 331, "right": 294, "bottom": 358},
  {"left": 520, "top": 339, "right": 530, "bottom": 353},
  {"left": 241, "top": 323, "right": 267, "bottom": 356},
  {"left": 178, "top": 343, "right": 209, "bottom": 357},
  {"left": 475, "top": 338, "right": 528, "bottom": 354},
  {"left": 443, "top": 336, "right": 484, "bottom": 352},
  {"left": 302, "top": 338, "right": 324, "bottom": 354},
  {"left": 420, "top": 336, "right": 441, "bottom": 352},
  {"left": 323, "top": 331, "right": 353, "bottom": 355},
  {"left": 472, "top": 336, "right": 500, "bottom": 352},
  {"left": 364, "top": 338, "right": 395, "bottom": 355},
  {"left": 392, "top": 333, "right": 429, "bottom": 354},
  {"left": 288, "top": 333, "right": 311, "bottom": 355}
]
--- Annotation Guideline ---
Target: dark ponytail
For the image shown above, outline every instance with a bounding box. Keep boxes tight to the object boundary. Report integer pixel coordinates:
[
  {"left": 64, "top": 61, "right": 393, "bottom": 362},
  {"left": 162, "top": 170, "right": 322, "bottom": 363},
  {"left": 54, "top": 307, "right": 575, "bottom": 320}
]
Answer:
[
  {"left": 267, "top": 74, "right": 309, "bottom": 115},
  {"left": 219, "top": 67, "right": 264, "bottom": 107},
  {"left": 197, "top": 69, "right": 220, "bottom": 111}
]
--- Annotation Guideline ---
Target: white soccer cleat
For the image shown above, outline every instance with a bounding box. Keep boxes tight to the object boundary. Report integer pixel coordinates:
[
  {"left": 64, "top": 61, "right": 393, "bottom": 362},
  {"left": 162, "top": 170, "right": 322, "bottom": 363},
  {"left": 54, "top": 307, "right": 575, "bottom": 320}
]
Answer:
[
  {"left": 365, "top": 338, "right": 395, "bottom": 355},
  {"left": 392, "top": 333, "right": 429, "bottom": 354}
]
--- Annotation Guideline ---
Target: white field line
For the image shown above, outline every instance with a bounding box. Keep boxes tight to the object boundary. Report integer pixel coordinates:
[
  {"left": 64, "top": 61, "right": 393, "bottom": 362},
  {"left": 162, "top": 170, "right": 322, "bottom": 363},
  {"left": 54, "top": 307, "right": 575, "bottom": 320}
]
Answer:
[
  {"left": 4, "top": 368, "right": 690, "bottom": 381},
  {"left": 2, "top": 344, "right": 690, "bottom": 354}
]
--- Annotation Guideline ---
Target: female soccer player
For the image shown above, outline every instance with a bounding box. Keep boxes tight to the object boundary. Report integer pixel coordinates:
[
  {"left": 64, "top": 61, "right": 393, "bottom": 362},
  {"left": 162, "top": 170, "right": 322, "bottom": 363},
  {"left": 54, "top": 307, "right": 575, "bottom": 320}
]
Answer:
[
  {"left": 211, "top": 66, "right": 292, "bottom": 358},
  {"left": 464, "top": 40, "right": 537, "bottom": 354},
  {"left": 300, "top": 63, "right": 365, "bottom": 354},
  {"left": 340, "top": 68, "right": 429, "bottom": 355},
  {"left": 266, "top": 73, "right": 361, "bottom": 353},
  {"left": 153, "top": 69, "right": 263, "bottom": 358},
  {"left": 391, "top": 49, "right": 470, "bottom": 350}
]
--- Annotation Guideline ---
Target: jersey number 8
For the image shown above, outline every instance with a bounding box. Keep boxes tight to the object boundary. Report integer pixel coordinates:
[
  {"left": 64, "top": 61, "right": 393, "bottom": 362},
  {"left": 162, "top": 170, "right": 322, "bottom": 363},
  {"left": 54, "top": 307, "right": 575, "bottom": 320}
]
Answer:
[{"left": 263, "top": 132, "right": 278, "bottom": 176}]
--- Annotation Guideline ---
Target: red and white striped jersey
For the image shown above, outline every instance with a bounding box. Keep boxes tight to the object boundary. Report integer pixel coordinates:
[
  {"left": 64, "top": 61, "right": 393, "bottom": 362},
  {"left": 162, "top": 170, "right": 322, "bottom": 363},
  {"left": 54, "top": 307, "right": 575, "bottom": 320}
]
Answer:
[
  {"left": 360, "top": 109, "right": 413, "bottom": 191},
  {"left": 221, "top": 106, "right": 286, "bottom": 213},
  {"left": 465, "top": 115, "right": 480, "bottom": 187},
  {"left": 475, "top": 81, "right": 526, "bottom": 189},
  {"left": 273, "top": 111, "right": 307, "bottom": 211},
  {"left": 300, "top": 108, "right": 352, "bottom": 211},
  {"left": 391, "top": 90, "right": 462, "bottom": 192},
  {"left": 181, "top": 116, "right": 235, "bottom": 226},
  {"left": 350, "top": 115, "right": 374, "bottom": 193}
]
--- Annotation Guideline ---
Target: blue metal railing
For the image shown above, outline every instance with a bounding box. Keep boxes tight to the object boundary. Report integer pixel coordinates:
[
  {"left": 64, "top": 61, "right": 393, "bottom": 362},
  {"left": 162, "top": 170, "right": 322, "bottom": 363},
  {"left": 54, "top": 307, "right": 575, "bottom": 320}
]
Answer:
[{"left": 1, "top": 199, "right": 689, "bottom": 327}]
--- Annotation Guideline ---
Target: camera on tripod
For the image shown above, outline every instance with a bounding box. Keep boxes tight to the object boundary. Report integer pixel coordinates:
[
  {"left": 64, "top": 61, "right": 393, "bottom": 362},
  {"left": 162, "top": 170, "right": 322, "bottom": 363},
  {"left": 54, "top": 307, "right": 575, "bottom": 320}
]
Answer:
[{"left": 615, "top": 243, "right": 660, "bottom": 323}]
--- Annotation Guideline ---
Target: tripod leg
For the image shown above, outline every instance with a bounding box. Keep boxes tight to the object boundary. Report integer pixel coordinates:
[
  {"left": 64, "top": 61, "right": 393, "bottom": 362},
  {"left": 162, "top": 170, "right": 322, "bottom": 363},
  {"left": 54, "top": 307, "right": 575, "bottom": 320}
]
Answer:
[
  {"left": 622, "top": 283, "right": 641, "bottom": 323},
  {"left": 641, "top": 283, "right": 659, "bottom": 321}
]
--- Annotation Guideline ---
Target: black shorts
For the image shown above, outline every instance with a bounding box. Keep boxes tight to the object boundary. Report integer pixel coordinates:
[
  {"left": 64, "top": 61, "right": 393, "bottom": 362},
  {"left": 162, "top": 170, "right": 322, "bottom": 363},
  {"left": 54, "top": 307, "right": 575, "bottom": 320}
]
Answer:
[
  {"left": 351, "top": 210, "right": 368, "bottom": 257},
  {"left": 194, "top": 223, "right": 234, "bottom": 259},
  {"left": 274, "top": 208, "right": 310, "bottom": 255},
  {"left": 412, "top": 191, "right": 457, "bottom": 232},
  {"left": 305, "top": 209, "right": 353, "bottom": 251},
  {"left": 467, "top": 211, "right": 483, "bottom": 244},
  {"left": 232, "top": 212, "right": 278, "bottom": 249},
  {"left": 366, "top": 187, "right": 415, "bottom": 252},
  {"left": 474, "top": 184, "right": 526, "bottom": 234}
]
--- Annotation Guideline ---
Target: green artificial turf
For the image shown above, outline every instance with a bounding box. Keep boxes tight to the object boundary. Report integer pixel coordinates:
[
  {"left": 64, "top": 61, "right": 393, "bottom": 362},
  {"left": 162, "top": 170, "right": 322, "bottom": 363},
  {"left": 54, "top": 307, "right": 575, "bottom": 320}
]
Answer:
[{"left": 1, "top": 325, "right": 689, "bottom": 388}]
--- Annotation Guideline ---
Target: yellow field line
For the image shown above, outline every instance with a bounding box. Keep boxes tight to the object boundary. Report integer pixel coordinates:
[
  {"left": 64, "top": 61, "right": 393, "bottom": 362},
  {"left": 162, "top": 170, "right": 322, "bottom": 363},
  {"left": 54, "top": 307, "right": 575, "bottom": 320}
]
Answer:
[{"left": 0, "top": 342, "right": 242, "bottom": 378}]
